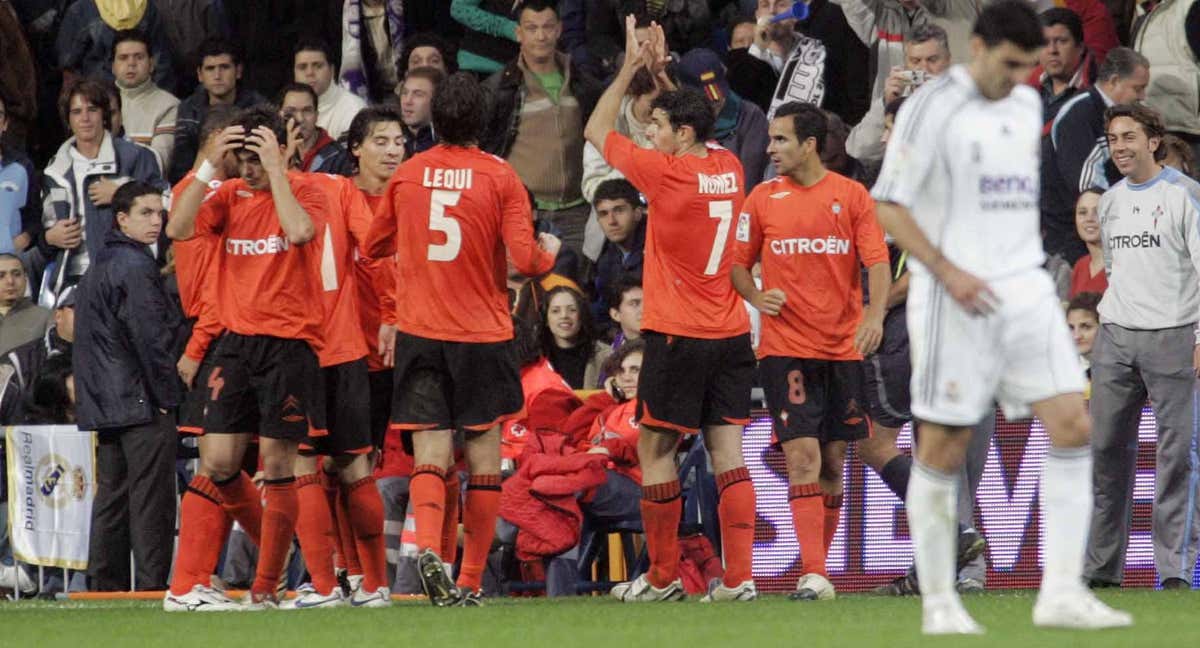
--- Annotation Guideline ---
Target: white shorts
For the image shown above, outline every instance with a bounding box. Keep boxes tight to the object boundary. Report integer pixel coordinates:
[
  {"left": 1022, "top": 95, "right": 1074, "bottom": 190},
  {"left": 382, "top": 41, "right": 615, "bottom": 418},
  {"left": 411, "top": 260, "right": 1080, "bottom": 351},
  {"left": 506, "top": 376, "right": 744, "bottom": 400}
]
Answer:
[{"left": 906, "top": 268, "right": 1086, "bottom": 426}]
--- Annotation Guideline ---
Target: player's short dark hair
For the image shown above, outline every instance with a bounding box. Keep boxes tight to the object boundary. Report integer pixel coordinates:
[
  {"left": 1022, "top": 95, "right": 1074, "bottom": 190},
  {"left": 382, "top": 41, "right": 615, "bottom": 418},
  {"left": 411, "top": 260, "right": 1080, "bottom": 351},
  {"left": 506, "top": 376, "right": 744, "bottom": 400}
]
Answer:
[
  {"left": 404, "top": 66, "right": 445, "bottom": 89},
  {"left": 400, "top": 32, "right": 458, "bottom": 74},
  {"left": 196, "top": 37, "right": 240, "bottom": 68},
  {"left": 884, "top": 96, "right": 907, "bottom": 118},
  {"left": 232, "top": 105, "right": 288, "bottom": 156},
  {"left": 593, "top": 179, "right": 643, "bottom": 210},
  {"left": 1105, "top": 103, "right": 1168, "bottom": 161},
  {"left": 1066, "top": 291, "right": 1101, "bottom": 318},
  {"left": 293, "top": 38, "right": 335, "bottom": 65},
  {"left": 432, "top": 72, "right": 487, "bottom": 147},
  {"left": 600, "top": 338, "right": 646, "bottom": 389},
  {"left": 1096, "top": 47, "right": 1150, "bottom": 85},
  {"left": 651, "top": 88, "right": 716, "bottom": 143},
  {"left": 199, "top": 104, "right": 239, "bottom": 142},
  {"left": 607, "top": 276, "right": 643, "bottom": 311},
  {"left": 276, "top": 81, "right": 319, "bottom": 110},
  {"left": 1039, "top": 7, "right": 1083, "bottom": 45},
  {"left": 541, "top": 285, "right": 595, "bottom": 351},
  {"left": 346, "top": 105, "right": 404, "bottom": 169},
  {"left": 974, "top": 0, "right": 1045, "bottom": 51},
  {"left": 111, "top": 29, "right": 151, "bottom": 61},
  {"left": 113, "top": 180, "right": 162, "bottom": 216},
  {"left": 774, "top": 102, "right": 828, "bottom": 155},
  {"left": 59, "top": 78, "right": 113, "bottom": 130},
  {"left": 518, "top": 0, "right": 558, "bottom": 19}
]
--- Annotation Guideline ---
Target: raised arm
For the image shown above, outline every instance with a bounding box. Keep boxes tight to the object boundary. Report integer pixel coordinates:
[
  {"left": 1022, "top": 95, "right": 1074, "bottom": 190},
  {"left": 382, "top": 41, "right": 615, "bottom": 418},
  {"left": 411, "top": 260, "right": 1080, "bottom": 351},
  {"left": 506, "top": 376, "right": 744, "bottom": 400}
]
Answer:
[
  {"left": 166, "top": 126, "right": 241, "bottom": 240},
  {"left": 246, "top": 126, "right": 314, "bottom": 244}
]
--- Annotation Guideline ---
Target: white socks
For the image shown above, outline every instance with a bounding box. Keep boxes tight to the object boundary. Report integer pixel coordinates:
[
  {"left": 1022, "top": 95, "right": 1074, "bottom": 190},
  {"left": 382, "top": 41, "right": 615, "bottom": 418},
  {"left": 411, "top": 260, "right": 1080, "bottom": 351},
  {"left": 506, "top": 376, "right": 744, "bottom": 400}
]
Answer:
[
  {"left": 908, "top": 460, "right": 959, "bottom": 605},
  {"left": 1040, "top": 445, "right": 1092, "bottom": 596}
]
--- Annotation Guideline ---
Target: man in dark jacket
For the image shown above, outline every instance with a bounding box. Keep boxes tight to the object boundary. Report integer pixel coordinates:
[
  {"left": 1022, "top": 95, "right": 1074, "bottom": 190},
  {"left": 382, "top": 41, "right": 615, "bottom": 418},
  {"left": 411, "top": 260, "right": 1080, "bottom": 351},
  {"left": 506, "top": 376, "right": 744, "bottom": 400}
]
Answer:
[
  {"left": 168, "top": 37, "right": 265, "bottom": 183},
  {"left": 75, "top": 180, "right": 183, "bottom": 591},
  {"left": 481, "top": 0, "right": 604, "bottom": 258},
  {"left": 589, "top": 178, "right": 645, "bottom": 329},
  {"left": 278, "top": 83, "right": 353, "bottom": 176}
]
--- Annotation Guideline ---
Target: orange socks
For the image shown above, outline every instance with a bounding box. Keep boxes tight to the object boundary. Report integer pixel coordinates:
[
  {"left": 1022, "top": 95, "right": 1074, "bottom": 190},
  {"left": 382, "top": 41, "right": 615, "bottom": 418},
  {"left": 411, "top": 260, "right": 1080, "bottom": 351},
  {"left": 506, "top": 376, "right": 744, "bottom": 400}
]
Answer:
[
  {"left": 345, "top": 476, "right": 388, "bottom": 593},
  {"left": 410, "top": 464, "right": 447, "bottom": 553},
  {"left": 789, "top": 482, "right": 826, "bottom": 576},
  {"left": 823, "top": 494, "right": 843, "bottom": 552},
  {"left": 456, "top": 474, "right": 502, "bottom": 593},
  {"left": 716, "top": 467, "right": 755, "bottom": 586},
  {"left": 169, "top": 476, "right": 228, "bottom": 596},
  {"left": 213, "top": 471, "right": 262, "bottom": 546},
  {"left": 442, "top": 472, "right": 461, "bottom": 563},
  {"left": 335, "top": 486, "right": 362, "bottom": 576},
  {"left": 641, "top": 480, "right": 682, "bottom": 589},
  {"left": 251, "top": 477, "right": 298, "bottom": 597},
  {"left": 294, "top": 473, "right": 338, "bottom": 595}
]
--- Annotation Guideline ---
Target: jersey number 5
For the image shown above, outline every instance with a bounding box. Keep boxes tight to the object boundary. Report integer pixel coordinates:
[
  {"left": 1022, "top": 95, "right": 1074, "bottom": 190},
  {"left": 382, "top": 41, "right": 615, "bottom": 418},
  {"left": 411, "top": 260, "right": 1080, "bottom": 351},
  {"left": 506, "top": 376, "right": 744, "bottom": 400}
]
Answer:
[
  {"left": 704, "top": 200, "right": 733, "bottom": 276},
  {"left": 428, "top": 189, "right": 462, "bottom": 262}
]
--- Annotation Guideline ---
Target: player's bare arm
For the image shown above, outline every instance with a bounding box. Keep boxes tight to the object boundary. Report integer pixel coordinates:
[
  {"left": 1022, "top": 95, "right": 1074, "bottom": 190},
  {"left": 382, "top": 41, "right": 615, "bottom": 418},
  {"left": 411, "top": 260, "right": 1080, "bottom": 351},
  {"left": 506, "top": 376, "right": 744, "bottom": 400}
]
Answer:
[
  {"left": 731, "top": 264, "right": 786, "bottom": 316},
  {"left": 247, "top": 125, "right": 315, "bottom": 244},
  {"left": 583, "top": 15, "right": 651, "bottom": 152},
  {"left": 166, "top": 125, "right": 243, "bottom": 240},
  {"left": 876, "top": 201, "right": 998, "bottom": 315},
  {"left": 855, "top": 262, "right": 891, "bottom": 355}
]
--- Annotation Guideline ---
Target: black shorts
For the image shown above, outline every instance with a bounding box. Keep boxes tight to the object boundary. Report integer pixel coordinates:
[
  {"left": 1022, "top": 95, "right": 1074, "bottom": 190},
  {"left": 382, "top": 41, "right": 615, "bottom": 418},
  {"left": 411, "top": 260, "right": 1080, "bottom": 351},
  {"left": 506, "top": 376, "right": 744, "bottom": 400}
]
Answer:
[
  {"left": 760, "top": 356, "right": 872, "bottom": 444},
  {"left": 389, "top": 332, "right": 523, "bottom": 433},
  {"left": 198, "top": 333, "right": 324, "bottom": 441},
  {"left": 177, "top": 350, "right": 218, "bottom": 435},
  {"left": 368, "top": 369, "right": 393, "bottom": 449},
  {"left": 636, "top": 331, "right": 755, "bottom": 434},
  {"left": 301, "top": 359, "right": 373, "bottom": 457}
]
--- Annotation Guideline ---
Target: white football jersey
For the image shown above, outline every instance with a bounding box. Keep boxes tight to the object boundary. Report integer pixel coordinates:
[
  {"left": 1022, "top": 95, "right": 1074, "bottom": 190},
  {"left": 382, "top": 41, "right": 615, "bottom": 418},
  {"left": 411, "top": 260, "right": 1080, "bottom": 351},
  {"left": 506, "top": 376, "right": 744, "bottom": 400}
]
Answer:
[{"left": 872, "top": 65, "right": 1046, "bottom": 280}]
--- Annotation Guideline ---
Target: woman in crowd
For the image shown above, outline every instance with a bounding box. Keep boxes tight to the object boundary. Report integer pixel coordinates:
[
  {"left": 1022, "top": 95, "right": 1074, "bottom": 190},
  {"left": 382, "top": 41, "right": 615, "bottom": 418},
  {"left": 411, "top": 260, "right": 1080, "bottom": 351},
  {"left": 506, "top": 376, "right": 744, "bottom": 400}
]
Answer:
[
  {"left": 542, "top": 286, "right": 610, "bottom": 390},
  {"left": 1070, "top": 188, "right": 1107, "bottom": 298},
  {"left": 1162, "top": 134, "right": 1196, "bottom": 179},
  {"left": 1066, "top": 291, "right": 1101, "bottom": 383}
]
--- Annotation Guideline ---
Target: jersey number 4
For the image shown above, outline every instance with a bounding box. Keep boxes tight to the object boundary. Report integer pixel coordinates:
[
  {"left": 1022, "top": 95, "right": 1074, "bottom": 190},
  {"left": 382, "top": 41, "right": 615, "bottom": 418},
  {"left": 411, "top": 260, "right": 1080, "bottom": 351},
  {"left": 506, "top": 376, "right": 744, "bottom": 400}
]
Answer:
[
  {"left": 428, "top": 189, "right": 462, "bottom": 262},
  {"left": 704, "top": 200, "right": 733, "bottom": 276}
]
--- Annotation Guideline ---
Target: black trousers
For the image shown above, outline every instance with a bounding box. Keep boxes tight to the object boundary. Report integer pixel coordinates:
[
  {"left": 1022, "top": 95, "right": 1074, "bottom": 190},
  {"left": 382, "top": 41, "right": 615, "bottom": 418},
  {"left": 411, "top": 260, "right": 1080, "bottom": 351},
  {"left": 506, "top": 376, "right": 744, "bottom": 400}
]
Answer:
[{"left": 87, "top": 411, "right": 176, "bottom": 591}]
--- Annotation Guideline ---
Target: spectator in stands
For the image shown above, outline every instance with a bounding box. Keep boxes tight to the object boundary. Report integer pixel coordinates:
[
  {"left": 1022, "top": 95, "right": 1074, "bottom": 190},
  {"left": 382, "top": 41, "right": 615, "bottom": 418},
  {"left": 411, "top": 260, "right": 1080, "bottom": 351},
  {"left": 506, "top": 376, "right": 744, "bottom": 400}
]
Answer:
[
  {"left": 590, "top": 179, "right": 646, "bottom": 327},
  {"left": 76, "top": 181, "right": 183, "bottom": 592},
  {"left": 0, "top": 94, "right": 38, "bottom": 257},
  {"left": 1162, "top": 133, "right": 1197, "bottom": 178},
  {"left": 750, "top": 0, "right": 870, "bottom": 125},
  {"left": 482, "top": 0, "right": 602, "bottom": 258},
  {"left": 340, "top": 0, "right": 405, "bottom": 103},
  {"left": 293, "top": 39, "right": 367, "bottom": 142},
  {"left": 0, "top": 254, "right": 49, "bottom": 356},
  {"left": 607, "top": 277, "right": 643, "bottom": 350},
  {"left": 169, "top": 38, "right": 265, "bottom": 184},
  {"left": 0, "top": 2, "right": 37, "bottom": 150},
  {"left": 55, "top": 0, "right": 178, "bottom": 94},
  {"left": 1131, "top": 0, "right": 1199, "bottom": 162},
  {"left": 1067, "top": 291, "right": 1101, "bottom": 373},
  {"left": 543, "top": 286, "right": 611, "bottom": 390},
  {"left": 1070, "top": 188, "right": 1108, "bottom": 297},
  {"left": 400, "top": 32, "right": 457, "bottom": 75},
  {"left": 676, "top": 48, "right": 769, "bottom": 188},
  {"left": 155, "top": 0, "right": 230, "bottom": 96},
  {"left": 112, "top": 30, "right": 179, "bottom": 173},
  {"left": 1033, "top": 8, "right": 1098, "bottom": 120},
  {"left": 41, "top": 79, "right": 165, "bottom": 300},
  {"left": 2, "top": 285, "right": 74, "bottom": 408},
  {"left": 725, "top": 15, "right": 778, "bottom": 115},
  {"left": 821, "top": 111, "right": 867, "bottom": 184},
  {"left": 19, "top": 352, "right": 76, "bottom": 425},
  {"left": 1043, "top": 47, "right": 1149, "bottom": 263},
  {"left": 278, "top": 82, "right": 353, "bottom": 175},
  {"left": 398, "top": 67, "right": 443, "bottom": 158},
  {"left": 451, "top": 0, "right": 520, "bottom": 75},
  {"left": 847, "top": 24, "right": 951, "bottom": 164}
]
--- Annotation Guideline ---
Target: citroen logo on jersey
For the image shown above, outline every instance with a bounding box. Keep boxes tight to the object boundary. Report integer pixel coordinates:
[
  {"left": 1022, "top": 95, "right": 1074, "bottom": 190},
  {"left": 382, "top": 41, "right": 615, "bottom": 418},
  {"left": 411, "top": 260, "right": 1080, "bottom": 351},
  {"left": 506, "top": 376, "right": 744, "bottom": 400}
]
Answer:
[{"left": 226, "top": 235, "right": 290, "bottom": 256}]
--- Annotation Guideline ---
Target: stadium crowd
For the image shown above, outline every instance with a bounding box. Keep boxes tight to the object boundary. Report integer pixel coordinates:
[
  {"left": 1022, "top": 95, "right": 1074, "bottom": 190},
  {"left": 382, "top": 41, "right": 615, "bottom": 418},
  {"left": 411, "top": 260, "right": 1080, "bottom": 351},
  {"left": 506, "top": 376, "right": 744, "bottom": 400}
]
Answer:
[{"left": 0, "top": 0, "right": 1197, "bottom": 614}]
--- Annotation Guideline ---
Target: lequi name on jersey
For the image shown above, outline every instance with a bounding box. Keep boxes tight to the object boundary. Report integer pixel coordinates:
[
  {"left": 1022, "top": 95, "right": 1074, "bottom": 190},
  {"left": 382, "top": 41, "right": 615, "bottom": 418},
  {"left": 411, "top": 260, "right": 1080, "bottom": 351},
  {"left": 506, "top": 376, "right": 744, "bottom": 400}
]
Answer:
[
  {"left": 697, "top": 172, "right": 738, "bottom": 195},
  {"left": 422, "top": 167, "right": 474, "bottom": 190},
  {"left": 226, "top": 235, "right": 290, "bottom": 256}
]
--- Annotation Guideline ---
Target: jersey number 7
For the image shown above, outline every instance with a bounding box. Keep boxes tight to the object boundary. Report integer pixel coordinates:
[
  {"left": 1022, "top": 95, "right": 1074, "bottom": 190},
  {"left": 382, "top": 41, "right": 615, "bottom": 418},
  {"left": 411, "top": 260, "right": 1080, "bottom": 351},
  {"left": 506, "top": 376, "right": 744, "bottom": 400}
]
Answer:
[
  {"left": 705, "top": 200, "right": 733, "bottom": 276},
  {"left": 428, "top": 189, "right": 462, "bottom": 262}
]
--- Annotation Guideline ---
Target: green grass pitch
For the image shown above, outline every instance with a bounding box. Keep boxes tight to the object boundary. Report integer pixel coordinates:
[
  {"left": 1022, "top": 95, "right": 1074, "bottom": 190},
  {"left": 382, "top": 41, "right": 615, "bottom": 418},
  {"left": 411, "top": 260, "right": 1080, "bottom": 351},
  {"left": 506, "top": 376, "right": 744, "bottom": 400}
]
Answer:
[{"left": 3, "top": 590, "right": 1198, "bottom": 648}]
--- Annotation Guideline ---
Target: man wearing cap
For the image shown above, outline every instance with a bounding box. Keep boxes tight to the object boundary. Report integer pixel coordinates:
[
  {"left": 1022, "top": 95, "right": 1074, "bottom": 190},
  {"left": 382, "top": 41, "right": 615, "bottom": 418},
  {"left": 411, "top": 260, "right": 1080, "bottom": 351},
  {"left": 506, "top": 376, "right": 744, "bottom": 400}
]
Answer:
[
  {"left": 676, "top": 48, "right": 770, "bottom": 188},
  {"left": 480, "top": 0, "right": 603, "bottom": 259},
  {"left": 0, "top": 253, "right": 50, "bottom": 357}
]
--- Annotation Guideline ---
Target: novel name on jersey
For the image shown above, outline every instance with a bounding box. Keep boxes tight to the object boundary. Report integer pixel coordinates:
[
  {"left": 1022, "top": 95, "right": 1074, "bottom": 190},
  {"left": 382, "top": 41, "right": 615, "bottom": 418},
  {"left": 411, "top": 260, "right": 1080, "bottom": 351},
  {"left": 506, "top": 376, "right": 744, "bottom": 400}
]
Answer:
[{"left": 422, "top": 167, "right": 473, "bottom": 190}]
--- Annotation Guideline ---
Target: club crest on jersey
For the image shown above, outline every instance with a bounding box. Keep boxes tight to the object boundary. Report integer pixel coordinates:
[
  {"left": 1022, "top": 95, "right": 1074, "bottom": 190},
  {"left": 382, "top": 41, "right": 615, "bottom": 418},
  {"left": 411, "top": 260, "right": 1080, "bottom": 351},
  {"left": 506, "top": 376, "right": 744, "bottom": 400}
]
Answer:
[
  {"left": 736, "top": 212, "right": 751, "bottom": 242},
  {"left": 831, "top": 200, "right": 842, "bottom": 216},
  {"left": 1152, "top": 205, "right": 1163, "bottom": 229}
]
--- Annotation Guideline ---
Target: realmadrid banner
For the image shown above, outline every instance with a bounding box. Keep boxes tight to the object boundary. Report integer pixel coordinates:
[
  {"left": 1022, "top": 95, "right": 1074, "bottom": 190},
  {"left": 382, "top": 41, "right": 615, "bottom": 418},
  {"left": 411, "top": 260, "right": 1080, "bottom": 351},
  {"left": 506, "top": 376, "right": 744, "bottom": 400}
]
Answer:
[
  {"left": 5, "top": 426, "right": 96, "bottom": 569},
  {"left": 746, "top": 406, "right": 1200, "bottom": 591}
]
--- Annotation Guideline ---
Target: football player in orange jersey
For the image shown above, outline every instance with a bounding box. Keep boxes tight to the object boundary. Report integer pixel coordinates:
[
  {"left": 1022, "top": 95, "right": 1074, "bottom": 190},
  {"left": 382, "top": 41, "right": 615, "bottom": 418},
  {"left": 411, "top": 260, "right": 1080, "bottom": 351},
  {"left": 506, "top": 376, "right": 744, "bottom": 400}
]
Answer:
[
  {"left": 732, "top": 102, "right": 891, "bottom": 602},
  {"left": 585, "top": 18, "right": 759, "bottom": 602}
]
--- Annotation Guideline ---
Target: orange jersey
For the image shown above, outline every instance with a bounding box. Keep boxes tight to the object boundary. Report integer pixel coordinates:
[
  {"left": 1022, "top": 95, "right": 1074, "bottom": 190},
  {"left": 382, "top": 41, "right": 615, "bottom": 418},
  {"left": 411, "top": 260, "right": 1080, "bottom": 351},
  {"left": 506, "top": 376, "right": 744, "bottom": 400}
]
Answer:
[
  {"left": 356, "top": 191, "right": 397, "bottom": 372},
  {"left": 303, "top": 173, "right": 373, "bottom": 367},
  {"left": 733, "top": 172, "right": 889, "bottom": 360},
  {"left": 587, "top": 398, "right": 641, "bottom": 483},
  {"left": 364, "top": 145, "right": 555, "bottom": 343},
  {"left": 603, "top": 132, "right": 749, "bottom": 339},
  {"left": 195, "top": 172, "right": 328, "bottom": 350},
  {"left": 171, "top": 174, "right": 224, "bottom": 361},
  {"left": 501, "top": 358, "right": 581, "bottom": 460}
]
